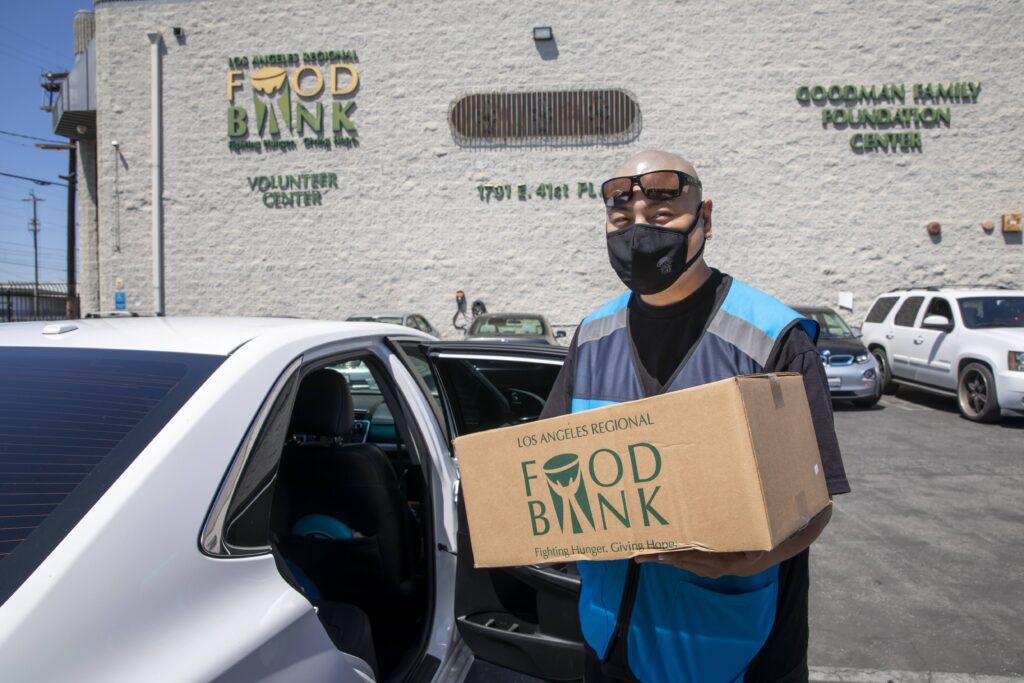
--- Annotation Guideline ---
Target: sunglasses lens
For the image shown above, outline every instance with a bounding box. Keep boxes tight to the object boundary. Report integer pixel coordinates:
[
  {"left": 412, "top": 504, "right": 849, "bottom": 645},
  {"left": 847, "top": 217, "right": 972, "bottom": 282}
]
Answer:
[
  {"left": 640, "top": 171, "right": 683, "bottom": 201},
  {"left": 602, "top": 177, "right": 633, "bottom": 206}
]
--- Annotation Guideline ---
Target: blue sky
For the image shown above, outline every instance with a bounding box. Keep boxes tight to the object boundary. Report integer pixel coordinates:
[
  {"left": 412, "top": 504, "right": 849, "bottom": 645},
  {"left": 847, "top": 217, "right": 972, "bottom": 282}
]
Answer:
[{"left": 0, "top": 1, "right": 93, "bottom": 283}]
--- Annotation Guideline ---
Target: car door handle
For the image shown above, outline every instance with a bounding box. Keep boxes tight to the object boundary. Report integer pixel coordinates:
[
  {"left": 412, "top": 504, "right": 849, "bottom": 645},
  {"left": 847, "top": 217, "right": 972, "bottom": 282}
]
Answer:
[
  {"left": 885, "top": 332, "right": 894, "bottom": 339},
  {"left": 913, "top": 338, "right": 924, "bottom": 345}
]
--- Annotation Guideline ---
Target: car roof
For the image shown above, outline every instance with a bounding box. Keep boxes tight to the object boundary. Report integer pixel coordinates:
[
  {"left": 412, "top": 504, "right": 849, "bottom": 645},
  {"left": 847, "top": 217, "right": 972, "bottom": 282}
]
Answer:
[
  {"left": 792, "top": 305, "right": 837, "bottom": 314},
  {"left": 0, "top": 317, "right": 430, "bottom": 355},
  {"left": 881, "top": 287, "right": 1022, "bottom": 298},
  {"left": 475, "top": 312, "right": 547, "bottom": 319},
  {"left": 347, "top": 311, "right": 413, "bottom": 318}
]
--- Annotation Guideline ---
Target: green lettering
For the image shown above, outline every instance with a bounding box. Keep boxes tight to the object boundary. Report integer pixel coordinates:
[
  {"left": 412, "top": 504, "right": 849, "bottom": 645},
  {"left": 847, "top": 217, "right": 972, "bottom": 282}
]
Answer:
[
  {"left": 597, "top": 491, "right": 630, "bottom": 529},
  {"left": 521, "top": 460, "right": 538, "bottom": 497},
  {"left": 332, "top": 101, "right": 357, "bottom": 132},
  {"left": 638, "top": 486, "right": 668, "bottom": 526},
  {"left": 296, "top": 102, "right": 324, "bottom": 135},
  {"left": 628, "top": 443, "right": 661, "bottom": 483},
  {"left": 529, "top": 500, "right": 550, "bottom": 536},
  {"left": 227, "top": 106, "right": 248, "bottom": 137}
]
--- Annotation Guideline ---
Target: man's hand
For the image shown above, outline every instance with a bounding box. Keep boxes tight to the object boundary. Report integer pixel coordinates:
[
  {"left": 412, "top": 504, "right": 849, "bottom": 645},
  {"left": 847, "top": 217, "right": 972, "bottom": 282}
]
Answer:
[{"left": 634, "top": 504, "right": 833, "bottom": 578}]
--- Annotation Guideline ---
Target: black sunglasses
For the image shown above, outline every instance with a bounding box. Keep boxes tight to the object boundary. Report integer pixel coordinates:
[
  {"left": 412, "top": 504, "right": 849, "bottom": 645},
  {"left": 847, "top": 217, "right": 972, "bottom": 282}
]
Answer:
[{"left": 601, "top": 170, "right": 703, "bottom": 208}]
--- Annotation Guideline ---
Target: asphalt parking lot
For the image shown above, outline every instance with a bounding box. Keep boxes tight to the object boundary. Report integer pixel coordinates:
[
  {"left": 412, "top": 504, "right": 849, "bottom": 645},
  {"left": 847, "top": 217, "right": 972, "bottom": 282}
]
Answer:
[
  {"left": 471, "top": 388, "right": 1024, "bottom": 682},
  {"left": 811, "top": 389, "right": 1024, "bottom": 680}
]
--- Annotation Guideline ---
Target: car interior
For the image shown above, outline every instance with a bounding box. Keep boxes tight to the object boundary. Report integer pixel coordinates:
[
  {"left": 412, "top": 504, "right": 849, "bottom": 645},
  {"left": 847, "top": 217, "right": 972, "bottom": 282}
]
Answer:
[{"left": 267, "top": 354, "right": 432, "bottom": 682}]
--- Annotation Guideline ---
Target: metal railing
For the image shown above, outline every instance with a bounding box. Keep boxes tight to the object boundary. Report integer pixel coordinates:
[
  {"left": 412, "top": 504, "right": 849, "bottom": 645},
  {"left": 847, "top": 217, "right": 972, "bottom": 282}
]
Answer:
[{"left": 0, "top": 282, "right": 79, "bottom": 322}]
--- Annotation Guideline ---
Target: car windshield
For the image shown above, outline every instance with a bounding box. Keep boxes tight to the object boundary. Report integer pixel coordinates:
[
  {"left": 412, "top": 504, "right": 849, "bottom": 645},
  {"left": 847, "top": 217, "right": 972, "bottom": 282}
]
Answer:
[
  {"left": 0, "top": 347, "right": 223, "bottom": 606},
  {"left": 350, "top": 315, "right": 403, "bottom": 325},
  {"left": 332, "top": 360, "right": 381, "bottom": 393},
  {"left": 800, "top": 310, "right": 855, "bottom": 339},
  {"left": 469, "top": 316, "right": 546, "bottom": 337},
  {"left": 957, "top": 296, "right": 1024, "bottom": 328}
]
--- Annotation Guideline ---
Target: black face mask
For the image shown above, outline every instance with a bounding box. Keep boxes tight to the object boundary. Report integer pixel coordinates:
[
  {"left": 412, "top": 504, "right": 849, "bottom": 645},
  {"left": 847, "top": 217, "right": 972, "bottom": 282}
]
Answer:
[{"left": 606, "top": 202, "right": 705, "bottom": 295}]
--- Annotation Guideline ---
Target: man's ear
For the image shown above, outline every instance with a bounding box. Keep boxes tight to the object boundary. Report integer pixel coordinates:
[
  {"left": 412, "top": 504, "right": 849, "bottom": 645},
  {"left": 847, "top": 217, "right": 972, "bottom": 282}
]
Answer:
[{"left": 702, "top": 198, "right": 713, "bottom": 232}]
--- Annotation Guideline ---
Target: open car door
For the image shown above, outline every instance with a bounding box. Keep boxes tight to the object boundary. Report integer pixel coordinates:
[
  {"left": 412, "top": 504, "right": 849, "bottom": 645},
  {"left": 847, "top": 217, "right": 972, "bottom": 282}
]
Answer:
[{"left": 424, "top": 342, "right": 585, "bottom": 681}]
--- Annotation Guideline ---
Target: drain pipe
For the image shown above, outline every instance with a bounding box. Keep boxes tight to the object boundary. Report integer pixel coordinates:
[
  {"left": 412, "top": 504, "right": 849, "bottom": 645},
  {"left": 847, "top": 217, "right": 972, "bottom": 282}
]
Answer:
[{"left": 146, "top": 31, "right": 165, "bottom": 315}]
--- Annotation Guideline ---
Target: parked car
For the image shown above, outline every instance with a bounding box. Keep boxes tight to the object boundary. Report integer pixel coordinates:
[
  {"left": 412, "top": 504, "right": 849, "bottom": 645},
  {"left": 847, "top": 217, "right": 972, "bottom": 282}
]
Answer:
[
  {"left": 0, "top": 318, "right": 580, "bottom": 681},
  {"left": 793, "top": 306, "right": 880, "bottom": 406},
  {"left": 347, "top": 311, "right": 439, "bottom": 336},
  {"left": 860, "top": 287, "right": 1024, "bottom": 422},
  {"left": 465, "top": 313, "right": 566, "bottom": 345}
]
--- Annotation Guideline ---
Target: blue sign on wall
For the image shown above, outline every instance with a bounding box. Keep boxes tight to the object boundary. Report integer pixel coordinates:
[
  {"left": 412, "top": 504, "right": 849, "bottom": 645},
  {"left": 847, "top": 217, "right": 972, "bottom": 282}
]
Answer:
[{"left": 114, "top": 291, "right": 126, "bottom": 311}]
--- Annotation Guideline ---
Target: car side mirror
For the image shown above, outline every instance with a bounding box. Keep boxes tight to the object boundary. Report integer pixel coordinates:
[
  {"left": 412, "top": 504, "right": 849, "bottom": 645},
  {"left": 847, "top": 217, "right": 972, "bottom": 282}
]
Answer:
[
  {"left": 555, "top": 330, "right": 567, "bottom": 338},
  {"left": 850, "top": 326, "right": 862, "bottom": 338},
  {"left": 921, "top": 314, "right": 953, "bottom": 332}
]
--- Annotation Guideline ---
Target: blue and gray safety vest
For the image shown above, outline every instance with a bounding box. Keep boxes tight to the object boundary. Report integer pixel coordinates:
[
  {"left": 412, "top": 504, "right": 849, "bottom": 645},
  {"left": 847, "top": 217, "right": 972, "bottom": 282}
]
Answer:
[{"left": 572, "top": 277, "right": 818, "bottom": 683}]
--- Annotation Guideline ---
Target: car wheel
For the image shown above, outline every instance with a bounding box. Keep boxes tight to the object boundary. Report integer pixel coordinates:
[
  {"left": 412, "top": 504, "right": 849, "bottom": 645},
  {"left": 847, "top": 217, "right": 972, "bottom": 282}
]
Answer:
[
  {"left": 871, "top": 348, "right": 896, "bottom": 394},
  {"left": 958, "top": 363, "right": 1000, "bottom": 423}
]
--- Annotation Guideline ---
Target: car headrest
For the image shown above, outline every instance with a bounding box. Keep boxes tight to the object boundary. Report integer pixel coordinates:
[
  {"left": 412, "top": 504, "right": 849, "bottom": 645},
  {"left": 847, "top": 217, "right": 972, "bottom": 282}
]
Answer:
[{"left": 289, "top": 368, "right": 354, "bottom": 437}]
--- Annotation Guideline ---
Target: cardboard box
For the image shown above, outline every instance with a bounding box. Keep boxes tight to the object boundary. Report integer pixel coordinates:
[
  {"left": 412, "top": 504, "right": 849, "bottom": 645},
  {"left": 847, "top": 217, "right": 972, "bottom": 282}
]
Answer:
[{"left": 453, "top": 373, "right": 830, "bottom": 568}]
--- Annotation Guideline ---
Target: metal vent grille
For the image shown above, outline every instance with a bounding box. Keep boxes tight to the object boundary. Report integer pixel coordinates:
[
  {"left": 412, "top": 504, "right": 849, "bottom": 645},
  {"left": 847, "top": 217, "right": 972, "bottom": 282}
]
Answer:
[{"left": 449, "top": 89, "right": 641, "bottom": 147}]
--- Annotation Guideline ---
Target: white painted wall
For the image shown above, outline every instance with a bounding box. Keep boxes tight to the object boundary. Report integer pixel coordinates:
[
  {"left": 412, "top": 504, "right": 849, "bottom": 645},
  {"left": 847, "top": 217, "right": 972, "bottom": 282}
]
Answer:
[{"left": 88, "top": 0, "right": 1023, "bottom": 335}]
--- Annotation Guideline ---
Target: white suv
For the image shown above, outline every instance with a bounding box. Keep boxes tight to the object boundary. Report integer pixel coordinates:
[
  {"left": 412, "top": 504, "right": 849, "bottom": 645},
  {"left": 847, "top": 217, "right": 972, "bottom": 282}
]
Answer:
[{"left": 861, "top": 287, "right": 1024, "bottom": 422}]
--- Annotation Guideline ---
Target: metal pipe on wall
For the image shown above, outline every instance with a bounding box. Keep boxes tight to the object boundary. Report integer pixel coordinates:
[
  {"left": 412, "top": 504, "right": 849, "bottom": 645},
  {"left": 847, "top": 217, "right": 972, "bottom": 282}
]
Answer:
[{"left": 146, "top": 31, "right": 165, "bottom": 316}]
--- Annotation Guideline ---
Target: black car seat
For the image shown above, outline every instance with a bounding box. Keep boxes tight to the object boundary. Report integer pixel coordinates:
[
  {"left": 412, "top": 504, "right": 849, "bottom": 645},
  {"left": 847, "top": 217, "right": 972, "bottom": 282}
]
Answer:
[{"left": 271, "top": 368, "right": 421, "bottom": 613}]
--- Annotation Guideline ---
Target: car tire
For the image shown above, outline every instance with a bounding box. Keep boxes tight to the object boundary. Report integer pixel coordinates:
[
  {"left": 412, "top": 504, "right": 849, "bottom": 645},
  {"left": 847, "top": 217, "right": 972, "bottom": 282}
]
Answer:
[
  {"left": 957, "top": 362, "right": 1000, "bottom": 423},
  {"left": 871, "top": 348, "right": 897, "bottom": 395}
]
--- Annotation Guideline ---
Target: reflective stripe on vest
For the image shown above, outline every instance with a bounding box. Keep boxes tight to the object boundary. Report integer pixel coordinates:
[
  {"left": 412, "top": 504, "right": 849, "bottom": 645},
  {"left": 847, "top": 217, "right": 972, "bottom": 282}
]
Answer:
[{"left": 570, "top": 277, "right": 817, "bottom": 683}]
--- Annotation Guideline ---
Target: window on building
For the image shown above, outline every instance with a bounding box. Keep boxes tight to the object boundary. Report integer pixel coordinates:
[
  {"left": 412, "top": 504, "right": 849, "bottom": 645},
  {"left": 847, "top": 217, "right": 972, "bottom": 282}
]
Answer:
[{"left": 449, "top": 89, "right": 641, "bottom": 147}]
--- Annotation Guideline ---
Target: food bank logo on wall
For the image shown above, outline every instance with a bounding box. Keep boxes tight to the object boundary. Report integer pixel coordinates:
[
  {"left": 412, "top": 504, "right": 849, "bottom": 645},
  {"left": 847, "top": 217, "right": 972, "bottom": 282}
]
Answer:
[{"left": 226, "top": 50, "right": 359, "bottom": 153}]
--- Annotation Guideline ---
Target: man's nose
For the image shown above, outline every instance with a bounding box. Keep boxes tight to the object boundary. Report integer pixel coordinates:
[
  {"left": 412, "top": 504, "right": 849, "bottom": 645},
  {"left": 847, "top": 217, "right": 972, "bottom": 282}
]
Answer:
[{"left": 627, "top": 183, "right": 654, "bottom": 223}]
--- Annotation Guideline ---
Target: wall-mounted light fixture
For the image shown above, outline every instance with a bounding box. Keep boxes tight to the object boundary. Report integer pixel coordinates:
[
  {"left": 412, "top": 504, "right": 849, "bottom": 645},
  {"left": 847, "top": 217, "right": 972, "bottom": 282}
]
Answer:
[
  {"left": 926, "top": 221, "right": 941, "bottom": 236},
  {"left": 172, "top": 27, "right": 184, "bottom": 38},
  {"left": 981, "top": 219, "right": 994, "bottom": 232},
  {"left": 533, "top": 26, "right": 554, "bottom": 41}
]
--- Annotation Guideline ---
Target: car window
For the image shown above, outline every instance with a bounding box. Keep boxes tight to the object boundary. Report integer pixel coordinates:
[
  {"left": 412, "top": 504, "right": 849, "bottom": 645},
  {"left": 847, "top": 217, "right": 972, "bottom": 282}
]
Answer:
[
  {"left": 957, "top": 296, "right": 1024, "bottom": 329},
  {"left": 394, "top": 341, "right": 446, "bottom": 432},
  {"left": 893, "top": 296, "right": 924, "bottom": 327},
  {"left": 801, "top": 310, "right": 855, "bottom": 339},
  {"left": 220, "top": 367, "right": 300, "bottom": 553},
  {"left": 0, "top": 347, "right": 224, "bottom": 603},
  {"left": 430, "top": 356, "right": 562, "bottom": 437},
  {"left": 469, "top": 316, "right": 545, "bottom": 337},
  {"left": 921, "top": 297, "right": 954, "bottom": 325},
  {"left": 865, "top": 296, "right": 899, "bottom": 324}
]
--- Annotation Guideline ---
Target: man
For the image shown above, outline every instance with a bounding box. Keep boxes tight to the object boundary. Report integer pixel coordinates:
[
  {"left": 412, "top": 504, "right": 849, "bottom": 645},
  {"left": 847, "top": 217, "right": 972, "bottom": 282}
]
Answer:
[{"left": 540, "top": 150, "right": 850, "bottom": 682}]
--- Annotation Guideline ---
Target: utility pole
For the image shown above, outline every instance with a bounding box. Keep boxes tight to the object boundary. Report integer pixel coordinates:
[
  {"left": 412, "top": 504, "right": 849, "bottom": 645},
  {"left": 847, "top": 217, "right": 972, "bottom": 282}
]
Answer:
[{"left": 23, "top": 191, "right": 44, "bottom": 319}]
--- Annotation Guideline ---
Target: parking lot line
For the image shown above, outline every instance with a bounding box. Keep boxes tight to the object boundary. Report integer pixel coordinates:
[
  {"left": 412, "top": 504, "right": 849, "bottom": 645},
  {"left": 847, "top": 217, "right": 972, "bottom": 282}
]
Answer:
[{"left": 810, "top": 666, "right": 1024, "bottom": 682}]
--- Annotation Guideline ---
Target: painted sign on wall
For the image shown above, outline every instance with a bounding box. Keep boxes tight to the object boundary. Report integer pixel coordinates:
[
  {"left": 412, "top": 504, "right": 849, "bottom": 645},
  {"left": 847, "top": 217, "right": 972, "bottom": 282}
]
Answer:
[
  {"left": 796, "top": 81, "right": 981, "bottom": 152},
  {"left": 226, "top": 50, "right": 359, "bottom": 153}
]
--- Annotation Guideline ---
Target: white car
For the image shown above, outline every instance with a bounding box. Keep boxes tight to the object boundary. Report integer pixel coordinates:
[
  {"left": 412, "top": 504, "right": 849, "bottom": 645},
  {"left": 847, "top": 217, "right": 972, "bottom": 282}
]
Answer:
[
  {"left": 860, "top": 287, "right": 1024, "bottom": 422},
  {"left": 0, "top": 317, "right": 581, "bottom": 682}
]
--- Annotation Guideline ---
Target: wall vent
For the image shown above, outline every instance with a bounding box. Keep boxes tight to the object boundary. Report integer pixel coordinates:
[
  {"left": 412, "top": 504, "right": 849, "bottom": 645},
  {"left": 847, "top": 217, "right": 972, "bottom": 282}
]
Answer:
[{"left": 449, "top": 88, "right": 641, "bottom": 147}]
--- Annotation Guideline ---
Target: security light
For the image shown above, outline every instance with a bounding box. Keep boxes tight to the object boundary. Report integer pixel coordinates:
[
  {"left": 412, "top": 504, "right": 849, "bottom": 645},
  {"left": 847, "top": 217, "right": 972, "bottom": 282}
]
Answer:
[{"left": 533, "top": 26, "right": 553, "bottom": 41}]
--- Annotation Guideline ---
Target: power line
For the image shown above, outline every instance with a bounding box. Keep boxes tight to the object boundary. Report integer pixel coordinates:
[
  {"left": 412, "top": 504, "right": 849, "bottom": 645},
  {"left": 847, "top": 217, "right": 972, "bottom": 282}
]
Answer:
[
  {"left": 0, "top": 24, "right": 71, "bottom": 66},
  {"left": 0, "top": 130, "right": 66, "bottom": 144},
  {"left": 0, "top": 171, "right": 68, "bottom": 188}
]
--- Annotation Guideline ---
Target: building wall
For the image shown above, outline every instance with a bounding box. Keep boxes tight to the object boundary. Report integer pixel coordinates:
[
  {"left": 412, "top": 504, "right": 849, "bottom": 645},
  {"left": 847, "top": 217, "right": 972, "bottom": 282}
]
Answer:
[{"left": 91, "top": 0, "right": 1023, "bottom": 334}]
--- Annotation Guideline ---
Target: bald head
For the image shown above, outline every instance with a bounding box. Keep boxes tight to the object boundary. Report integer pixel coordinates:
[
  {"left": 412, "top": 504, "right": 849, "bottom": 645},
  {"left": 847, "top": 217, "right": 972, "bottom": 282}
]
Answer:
[{"left": 611, "top": 149, "right": 699, "bottom": 183}]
